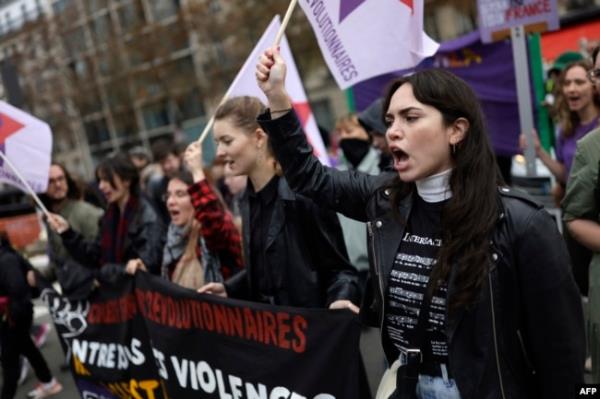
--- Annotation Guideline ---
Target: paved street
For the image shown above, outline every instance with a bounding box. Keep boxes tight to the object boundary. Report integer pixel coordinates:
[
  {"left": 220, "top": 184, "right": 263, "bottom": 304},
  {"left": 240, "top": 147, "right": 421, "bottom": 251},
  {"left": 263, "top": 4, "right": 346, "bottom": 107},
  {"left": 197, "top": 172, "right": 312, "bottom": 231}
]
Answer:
[{"left": 11, "top": 303, "right": 79, "bottom": 398}]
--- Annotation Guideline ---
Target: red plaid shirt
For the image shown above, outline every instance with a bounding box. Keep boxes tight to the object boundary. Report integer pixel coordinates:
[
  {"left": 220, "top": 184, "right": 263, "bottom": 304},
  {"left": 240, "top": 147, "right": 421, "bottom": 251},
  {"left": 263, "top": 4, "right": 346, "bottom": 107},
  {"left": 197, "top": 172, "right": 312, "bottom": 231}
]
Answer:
[{"left": 188, "top": 180, "right": 243, "bottom": 279}]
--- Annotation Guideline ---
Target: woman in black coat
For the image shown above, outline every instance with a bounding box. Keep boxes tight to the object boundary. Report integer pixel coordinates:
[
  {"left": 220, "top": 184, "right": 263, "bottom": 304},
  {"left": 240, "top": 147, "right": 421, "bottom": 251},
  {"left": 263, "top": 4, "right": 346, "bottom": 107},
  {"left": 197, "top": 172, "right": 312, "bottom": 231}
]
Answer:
[
  {"left": 255, "top": 47, "right": 585, "bottom": 399},
  {"left": 47, "top": 153, "right": 165, "bottom": 275},
  {"left": 198, "top": 96, "right": 359, "bottom": 310}
]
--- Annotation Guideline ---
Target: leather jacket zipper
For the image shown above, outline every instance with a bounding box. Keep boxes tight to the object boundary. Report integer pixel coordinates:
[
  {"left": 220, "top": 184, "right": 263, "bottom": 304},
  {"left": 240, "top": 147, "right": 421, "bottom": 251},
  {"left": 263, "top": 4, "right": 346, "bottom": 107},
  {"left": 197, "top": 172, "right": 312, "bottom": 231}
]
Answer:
[
  {"left": 517, "top": 329, "right": 536, "bottom": 375},
  {"left": 367, "top": 221, "right": 386, "bottom": 333},
  {"left": 489, "top": 272, "right": 507, "bottom": 399}
]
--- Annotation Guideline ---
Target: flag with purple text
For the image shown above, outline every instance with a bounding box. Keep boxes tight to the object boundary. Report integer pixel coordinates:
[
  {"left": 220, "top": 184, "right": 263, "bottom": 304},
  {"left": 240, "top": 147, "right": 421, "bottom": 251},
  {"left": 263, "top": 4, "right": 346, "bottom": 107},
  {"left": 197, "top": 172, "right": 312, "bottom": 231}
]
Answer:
[{"left": 298, "top": 0, "right": 439, "bottom": 89}]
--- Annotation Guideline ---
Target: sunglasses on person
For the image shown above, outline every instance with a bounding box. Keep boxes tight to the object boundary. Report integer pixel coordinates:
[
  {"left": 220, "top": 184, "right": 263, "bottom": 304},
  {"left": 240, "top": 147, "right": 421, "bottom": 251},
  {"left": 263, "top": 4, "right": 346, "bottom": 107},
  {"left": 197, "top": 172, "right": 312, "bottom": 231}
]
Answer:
[{"left": 588, "top": 68, "right": 600, "bottom": 81}]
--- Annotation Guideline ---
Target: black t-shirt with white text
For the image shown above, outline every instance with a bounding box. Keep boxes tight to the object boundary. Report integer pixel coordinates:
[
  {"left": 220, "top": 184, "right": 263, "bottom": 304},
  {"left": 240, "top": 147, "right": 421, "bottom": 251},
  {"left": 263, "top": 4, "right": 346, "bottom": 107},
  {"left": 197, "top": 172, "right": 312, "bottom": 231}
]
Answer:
[{"left": 385, "top": 195, "right": 449, "bottom": 364}]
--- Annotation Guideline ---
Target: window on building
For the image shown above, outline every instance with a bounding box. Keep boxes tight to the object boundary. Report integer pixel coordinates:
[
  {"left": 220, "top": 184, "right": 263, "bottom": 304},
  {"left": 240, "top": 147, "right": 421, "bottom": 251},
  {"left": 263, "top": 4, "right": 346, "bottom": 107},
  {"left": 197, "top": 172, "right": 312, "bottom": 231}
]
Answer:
[
  {"left": 105, "top": 78, "right": 131, "bottom": 109},
  {"left": 67, "top": 57, "right": 91, "bottom": 81},
  {"left": 162, "top": 22, "right": 188, "bottom": 52},
  {"left": 208, "top": 0, "right": 221, "bottom": 14},
  {"left": 175, "top": 88, "right": 204, "bottom": 121},
  {"left": 5, "top": 11, "right": 11, "bottom": 32},
  {"left": 91, "top": 148, "right": 114, "bottom": 167},
  {"left": 142, "top": 100, "right": 170, "bottom": 130},
  {"left": 113, "top": 112, "right": 138, "bottom": 139},
  {"left": 20, "top": 4, "right": 28, "bottom": 23},
  {"left": 53, "top": 0, "right": 71, "bottom": 15},
  {"left": 78, "top": 85, "right": 103, "bottom": 115},
  {"left": 149, "top": 0, "right": 179, "bottom": 21},
  {"left": 126, "top": 32, "right": 155, "bottom": 66},
  {"left": 118, "top": 0, "right": 145, "bottom": 34},
  {"left": 84, "top": 118, "right": 110, "bottom": 146},
  {"left": 165, "top": 56, "right": 195, "bottom": 92},
  {"left": 63, "top": 26, "right": 87, "bottom": 58},
  {"left": 91, "top": 14, "right": 112, "bottom": 44},
  {"left": 132, "top": 69, "right": 162, "bottom": 98},
  {"left": 97, "top": 49, "right": 123, "bottom": 76},
  {"left": 86, "top": 0, "right": 108, "bottom": 14}
]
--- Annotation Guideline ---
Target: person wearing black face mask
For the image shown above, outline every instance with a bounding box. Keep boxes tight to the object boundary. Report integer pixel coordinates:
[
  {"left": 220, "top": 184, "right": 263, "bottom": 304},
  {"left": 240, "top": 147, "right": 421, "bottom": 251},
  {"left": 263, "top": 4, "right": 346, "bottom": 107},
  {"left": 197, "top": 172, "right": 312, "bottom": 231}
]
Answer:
[
  {"left": 358, "top": 98, "right": 394, "bottom": 171},
  {"left": 335, "top": 115, "right": 381, "bottom": 295}
]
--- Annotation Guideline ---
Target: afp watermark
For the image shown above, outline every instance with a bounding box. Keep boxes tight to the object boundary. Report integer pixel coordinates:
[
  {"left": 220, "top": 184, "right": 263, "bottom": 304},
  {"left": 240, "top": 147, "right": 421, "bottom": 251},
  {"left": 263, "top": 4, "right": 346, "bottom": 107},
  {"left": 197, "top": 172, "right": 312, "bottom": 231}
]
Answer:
[{"left": 578, "top": 385, "right": 600, "bottom": 397}]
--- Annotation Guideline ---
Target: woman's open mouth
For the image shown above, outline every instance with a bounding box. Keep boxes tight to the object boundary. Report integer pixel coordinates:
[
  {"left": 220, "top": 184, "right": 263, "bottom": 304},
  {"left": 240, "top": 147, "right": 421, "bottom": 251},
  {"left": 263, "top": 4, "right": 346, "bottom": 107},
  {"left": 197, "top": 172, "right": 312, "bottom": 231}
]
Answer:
[{"left": 391, "top": 148, "right": 409, "bottom": 171}]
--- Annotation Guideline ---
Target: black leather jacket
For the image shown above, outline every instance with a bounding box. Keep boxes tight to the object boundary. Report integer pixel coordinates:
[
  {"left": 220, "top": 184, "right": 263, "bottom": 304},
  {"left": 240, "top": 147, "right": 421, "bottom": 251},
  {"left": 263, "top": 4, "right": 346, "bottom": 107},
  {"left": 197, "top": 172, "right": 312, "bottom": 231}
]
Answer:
[
  {"left": 225, "top": 177, "right": 359, "bottom": 308},
  {"left": 258, "top": 110, "right": 585, "bottom": 399},
  {"left": 61, "top": 196, "right": 165, "bottom": 274},
  {"left": 0, "top": 240, "right": 36, "bottom": 324}
]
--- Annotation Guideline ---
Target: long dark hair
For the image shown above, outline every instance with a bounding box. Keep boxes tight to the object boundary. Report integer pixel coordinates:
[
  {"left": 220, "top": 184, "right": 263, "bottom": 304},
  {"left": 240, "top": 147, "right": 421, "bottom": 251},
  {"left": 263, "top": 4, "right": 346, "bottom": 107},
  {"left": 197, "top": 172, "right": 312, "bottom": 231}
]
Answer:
[
  {"left": 384, "top": 69, "right": 503, "bottom": 309},
  {"left": 96, "top": 153, "right": 140, "bottom": 197},
  {"left": 40, "top": 162, "right": 82, "bottom": 208}
]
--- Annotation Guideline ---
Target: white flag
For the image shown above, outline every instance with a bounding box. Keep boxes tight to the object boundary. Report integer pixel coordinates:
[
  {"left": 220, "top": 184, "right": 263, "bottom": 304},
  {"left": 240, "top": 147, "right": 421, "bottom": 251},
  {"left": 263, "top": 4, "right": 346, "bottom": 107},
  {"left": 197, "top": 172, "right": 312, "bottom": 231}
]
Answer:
[
  {"left": 298, "top": 0, "right": 439, "bottom": 89},
  {"left": 226, "top": 16, "right": 330, "bottom": 165},
  {"left": 0, "top": 101, "right": 52, "bottom": 193}
]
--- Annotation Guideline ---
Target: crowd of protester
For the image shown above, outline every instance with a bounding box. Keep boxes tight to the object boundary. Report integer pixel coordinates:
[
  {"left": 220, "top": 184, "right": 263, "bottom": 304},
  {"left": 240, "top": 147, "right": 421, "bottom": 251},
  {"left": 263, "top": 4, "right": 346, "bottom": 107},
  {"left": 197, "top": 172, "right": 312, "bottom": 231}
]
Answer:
[{"left": 1, "top": 45, "right": 599, "bottom": 399}]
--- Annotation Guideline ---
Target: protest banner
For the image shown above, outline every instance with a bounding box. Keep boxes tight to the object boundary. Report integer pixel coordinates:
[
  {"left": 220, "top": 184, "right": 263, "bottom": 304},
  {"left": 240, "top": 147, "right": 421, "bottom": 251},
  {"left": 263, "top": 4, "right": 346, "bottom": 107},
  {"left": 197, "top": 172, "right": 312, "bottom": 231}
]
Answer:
[{"left": 42, "top": 272, "right": 361, "bottom": 399}]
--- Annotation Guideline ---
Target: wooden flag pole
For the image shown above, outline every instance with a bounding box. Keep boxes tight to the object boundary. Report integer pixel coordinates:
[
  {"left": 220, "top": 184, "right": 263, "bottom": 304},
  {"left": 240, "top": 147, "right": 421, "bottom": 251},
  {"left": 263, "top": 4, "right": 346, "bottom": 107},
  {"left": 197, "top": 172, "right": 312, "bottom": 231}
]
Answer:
[
  {"left": 197, "top": 0, "right": 297, "bottom": 144},
  {"left": 0, "top": 151, "right": 51, "bottom": 219},
  {"left": 197, "top": 114, "right": 216, "bottom": 144},
  {"left": 274, "top": 0, "right": 298, "bottom": 46}
]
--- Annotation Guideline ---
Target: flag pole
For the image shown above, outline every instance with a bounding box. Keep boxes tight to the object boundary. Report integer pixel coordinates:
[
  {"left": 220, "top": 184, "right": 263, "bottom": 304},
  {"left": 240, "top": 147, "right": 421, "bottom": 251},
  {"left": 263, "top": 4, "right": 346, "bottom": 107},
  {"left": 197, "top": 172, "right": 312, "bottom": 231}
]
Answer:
[
  {"left": 0, "top": 151, "right": 50, "bottom": 219},
  {"left": 274, "top": 0, "right": 297, "bottom": 46},
  {"left": 197, "top": 0, "right": 297, "bottom": 144},
  {"left": 197, "top": 115, "right": 216, "bottom": 144}
]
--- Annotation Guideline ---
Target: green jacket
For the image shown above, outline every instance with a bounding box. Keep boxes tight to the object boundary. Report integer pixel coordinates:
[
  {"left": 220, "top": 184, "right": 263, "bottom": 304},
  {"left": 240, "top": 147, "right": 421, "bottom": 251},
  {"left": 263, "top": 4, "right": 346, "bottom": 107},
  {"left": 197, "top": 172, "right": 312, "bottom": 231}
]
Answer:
[
  {"left": 562, "top": 126, "right": 600, "bottom": 383},
  {"left": 563, "top": 127, "right": 600, "bottom": 223},
  {"left": 47, "top": 199, "right": 103, "bottom": 271}
]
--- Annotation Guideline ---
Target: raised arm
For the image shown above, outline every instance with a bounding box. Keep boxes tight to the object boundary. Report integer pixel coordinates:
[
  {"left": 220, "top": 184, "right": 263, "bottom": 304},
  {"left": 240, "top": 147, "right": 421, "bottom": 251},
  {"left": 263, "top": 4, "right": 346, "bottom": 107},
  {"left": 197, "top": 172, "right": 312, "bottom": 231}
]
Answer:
[
  {"left": 256, "top": 47, "right": 385, "bottom": 222},
  {"left": 185, "top": 142, "right": 244, "bottom": 279}
]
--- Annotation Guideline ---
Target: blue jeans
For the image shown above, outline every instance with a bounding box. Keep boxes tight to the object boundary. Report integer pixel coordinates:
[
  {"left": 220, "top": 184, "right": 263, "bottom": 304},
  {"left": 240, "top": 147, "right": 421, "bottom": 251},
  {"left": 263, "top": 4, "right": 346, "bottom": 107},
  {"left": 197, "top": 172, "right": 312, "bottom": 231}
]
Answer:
[{"left": 415, "top": 365, "right": 462, "bottom": 399}]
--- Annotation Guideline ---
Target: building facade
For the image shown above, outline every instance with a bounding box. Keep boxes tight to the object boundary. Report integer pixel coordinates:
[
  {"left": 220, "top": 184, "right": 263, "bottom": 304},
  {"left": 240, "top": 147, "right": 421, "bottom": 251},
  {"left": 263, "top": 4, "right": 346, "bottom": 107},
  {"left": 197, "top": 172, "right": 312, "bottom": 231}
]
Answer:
[{"left": 0, "top": 0, "right": 598, "bottom": 179}]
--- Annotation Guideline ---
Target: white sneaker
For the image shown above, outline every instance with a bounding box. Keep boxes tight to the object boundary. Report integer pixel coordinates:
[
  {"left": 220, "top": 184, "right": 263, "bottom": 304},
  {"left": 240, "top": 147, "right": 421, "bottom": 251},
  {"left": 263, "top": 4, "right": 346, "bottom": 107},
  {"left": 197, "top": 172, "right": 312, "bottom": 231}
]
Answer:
[{"left": 27, "top": 378, "right": 63, "bottom": 398}]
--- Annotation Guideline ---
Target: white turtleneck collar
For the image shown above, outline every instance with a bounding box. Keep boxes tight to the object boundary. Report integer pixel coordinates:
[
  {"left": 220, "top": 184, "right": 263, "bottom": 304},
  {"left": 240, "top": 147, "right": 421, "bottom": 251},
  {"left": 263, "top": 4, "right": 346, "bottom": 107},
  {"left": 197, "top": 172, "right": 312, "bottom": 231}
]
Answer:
[{"left": 416, "top": 169, "right": 453, "bottom": 203}]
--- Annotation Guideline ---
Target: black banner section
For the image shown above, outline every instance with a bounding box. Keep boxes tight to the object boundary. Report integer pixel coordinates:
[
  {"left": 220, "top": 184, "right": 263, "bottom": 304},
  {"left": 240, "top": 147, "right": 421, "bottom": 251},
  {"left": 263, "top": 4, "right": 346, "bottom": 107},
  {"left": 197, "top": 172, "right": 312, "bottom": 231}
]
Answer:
[{"left": 41, "top": 272, "right": 361, "bottom": 399}]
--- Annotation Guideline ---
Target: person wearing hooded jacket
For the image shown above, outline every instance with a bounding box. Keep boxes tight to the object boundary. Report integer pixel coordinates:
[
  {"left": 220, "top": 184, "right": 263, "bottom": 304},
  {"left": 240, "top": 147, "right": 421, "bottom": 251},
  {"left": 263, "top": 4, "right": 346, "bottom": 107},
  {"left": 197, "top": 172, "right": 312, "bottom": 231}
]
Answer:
[
  {"left": 358, "top": 98, "right": 393, "bottom": 171},
  {"left": 334, "top": 114, "right": 380, "bottom": 295}
]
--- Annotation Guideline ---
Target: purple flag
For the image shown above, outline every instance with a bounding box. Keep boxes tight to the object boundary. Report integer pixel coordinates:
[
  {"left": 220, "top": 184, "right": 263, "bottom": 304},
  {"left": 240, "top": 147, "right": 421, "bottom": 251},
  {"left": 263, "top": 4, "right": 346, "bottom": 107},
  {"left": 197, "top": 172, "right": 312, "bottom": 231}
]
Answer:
[{"left": 353, "top": 31, "right": 523, "bottom": 156}]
